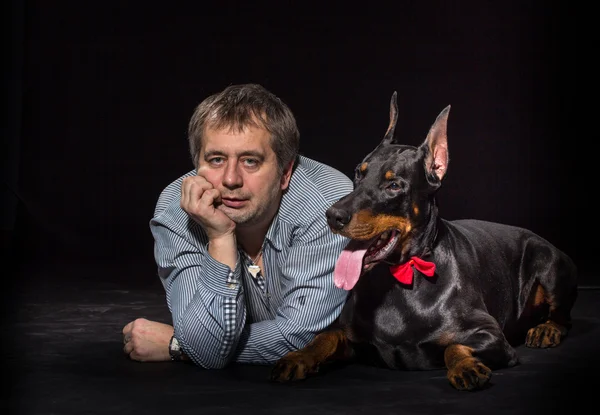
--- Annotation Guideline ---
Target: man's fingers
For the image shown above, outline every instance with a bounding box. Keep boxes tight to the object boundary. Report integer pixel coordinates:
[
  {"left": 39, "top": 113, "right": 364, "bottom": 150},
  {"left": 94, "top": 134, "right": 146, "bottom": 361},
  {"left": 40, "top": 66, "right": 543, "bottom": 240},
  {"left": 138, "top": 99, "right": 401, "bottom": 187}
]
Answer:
[
  {"left": 181, "top": 176, "right": 214, "bottom": 211},
  {"left": 182, "top": 176, "right": 213, "bottom": 200},
  {"left": 180, "top": 177, "right": 193, "bottom": 208},
  {"left": 184, "top": 186, "right": 222, "bottom": 218},
  {"left": 200, "top": 188, "right": 221, "bottom": 209},
  {"left": 122, "top": 322, "right": 132, "bottom": 334},
  {"left": 123, "top": 340, "right": 134, "bottom": 355},
  {"left": 121, "top": 319, "right": 174, "bottom": 362}
]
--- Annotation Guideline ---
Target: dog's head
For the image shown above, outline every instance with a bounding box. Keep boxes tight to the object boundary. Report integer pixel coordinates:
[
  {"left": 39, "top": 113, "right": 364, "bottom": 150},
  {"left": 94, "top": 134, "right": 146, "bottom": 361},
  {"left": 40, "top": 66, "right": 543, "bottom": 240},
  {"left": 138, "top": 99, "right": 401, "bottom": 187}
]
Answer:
[{"left": 327, "top": 92, "right": 450, "bottom": 290}]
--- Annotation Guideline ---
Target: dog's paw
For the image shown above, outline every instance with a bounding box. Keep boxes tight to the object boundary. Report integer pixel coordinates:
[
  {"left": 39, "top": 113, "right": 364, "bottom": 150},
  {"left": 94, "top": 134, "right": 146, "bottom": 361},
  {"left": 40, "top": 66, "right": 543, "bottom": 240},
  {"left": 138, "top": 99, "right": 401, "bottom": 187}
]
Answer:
[
  {"left": 526, "top": 321, "right": 565, "bottom": 348},
  {"left": 270, "top": 351, "right": 319, "bottom": 382},
  {"left": 447, "top": 357, "right": 492, "bottom": 391}
]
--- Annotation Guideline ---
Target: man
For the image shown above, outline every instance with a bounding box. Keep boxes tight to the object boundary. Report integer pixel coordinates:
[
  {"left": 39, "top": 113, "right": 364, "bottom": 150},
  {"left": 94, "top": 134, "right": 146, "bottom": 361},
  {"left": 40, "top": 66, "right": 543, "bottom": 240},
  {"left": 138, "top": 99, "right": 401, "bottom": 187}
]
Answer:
[{"left": 122, "top": 83, "right": 353, "bottom": 368}]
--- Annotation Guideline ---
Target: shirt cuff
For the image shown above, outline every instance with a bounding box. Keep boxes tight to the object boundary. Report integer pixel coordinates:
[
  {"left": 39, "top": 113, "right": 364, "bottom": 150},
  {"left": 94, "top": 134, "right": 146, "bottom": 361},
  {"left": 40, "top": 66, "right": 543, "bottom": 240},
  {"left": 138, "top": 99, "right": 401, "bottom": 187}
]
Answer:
[{"left": 200, "top": 250, "right": 242, "bottom": 297}]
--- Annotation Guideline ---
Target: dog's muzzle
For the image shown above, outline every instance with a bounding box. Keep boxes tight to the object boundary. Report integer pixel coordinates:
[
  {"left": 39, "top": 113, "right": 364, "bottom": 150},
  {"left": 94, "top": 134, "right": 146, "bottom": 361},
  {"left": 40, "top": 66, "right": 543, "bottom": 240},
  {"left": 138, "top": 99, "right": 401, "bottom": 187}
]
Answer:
[{"left": 326, "top": 206, "right": 351, "bottom": 231}]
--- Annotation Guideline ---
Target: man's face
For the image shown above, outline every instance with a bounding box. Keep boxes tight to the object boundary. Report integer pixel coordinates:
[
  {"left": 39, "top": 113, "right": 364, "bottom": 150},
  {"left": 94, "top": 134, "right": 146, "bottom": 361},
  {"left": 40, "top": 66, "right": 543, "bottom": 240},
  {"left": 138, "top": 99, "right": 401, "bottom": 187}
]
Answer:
[{"left": 197, "top": 124, "right": 292, "bottom": 229}]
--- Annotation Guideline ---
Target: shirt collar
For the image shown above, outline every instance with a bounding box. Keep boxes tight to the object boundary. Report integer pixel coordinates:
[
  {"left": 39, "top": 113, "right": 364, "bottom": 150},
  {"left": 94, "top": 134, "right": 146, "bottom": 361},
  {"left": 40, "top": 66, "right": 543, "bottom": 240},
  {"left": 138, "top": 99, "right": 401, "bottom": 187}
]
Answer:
[{"left": 264, "top": 211, "right": 283, "bottom": 251}]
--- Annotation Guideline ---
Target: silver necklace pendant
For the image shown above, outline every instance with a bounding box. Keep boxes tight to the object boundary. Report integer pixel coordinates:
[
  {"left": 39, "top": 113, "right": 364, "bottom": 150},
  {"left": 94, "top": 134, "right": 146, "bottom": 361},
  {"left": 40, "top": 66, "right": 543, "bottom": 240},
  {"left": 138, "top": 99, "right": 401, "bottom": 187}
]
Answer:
[
  {"left": 248, "top": 264, "right": 261, "bottom": 278},
  {"left": 245, "top": 247, "right": 263, "bottom": 279}
]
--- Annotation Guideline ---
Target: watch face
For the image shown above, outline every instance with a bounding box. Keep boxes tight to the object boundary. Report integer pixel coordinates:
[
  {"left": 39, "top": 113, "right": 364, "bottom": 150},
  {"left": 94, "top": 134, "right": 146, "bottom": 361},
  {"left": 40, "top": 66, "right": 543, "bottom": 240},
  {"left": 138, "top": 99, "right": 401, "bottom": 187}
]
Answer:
[{"left": 169, "top": 336, "right": 183, "bottom": 361}]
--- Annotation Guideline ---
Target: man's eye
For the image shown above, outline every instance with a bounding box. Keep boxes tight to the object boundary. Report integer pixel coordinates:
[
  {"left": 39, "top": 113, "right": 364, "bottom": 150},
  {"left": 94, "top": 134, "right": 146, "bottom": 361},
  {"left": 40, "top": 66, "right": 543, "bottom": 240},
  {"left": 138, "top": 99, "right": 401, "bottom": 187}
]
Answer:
[
  {"left": 243, "top": 158, "right": 259, "bottom": 167},
  {"left": 209, "top": 157, "right": 224, "bottom": 165}
]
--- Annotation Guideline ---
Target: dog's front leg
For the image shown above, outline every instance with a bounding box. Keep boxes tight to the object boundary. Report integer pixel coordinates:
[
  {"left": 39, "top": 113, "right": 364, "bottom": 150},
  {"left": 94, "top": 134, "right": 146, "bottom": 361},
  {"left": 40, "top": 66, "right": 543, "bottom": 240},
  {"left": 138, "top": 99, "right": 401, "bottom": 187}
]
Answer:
[
  {"left": 444, "top": 344, "right": 493, "bottom": 391},
  {"left": 444, "top": 320, "right": 519, "bottom": 391},
  {"left": 270, "top": 328, "right": 353, "bottom": 382}
]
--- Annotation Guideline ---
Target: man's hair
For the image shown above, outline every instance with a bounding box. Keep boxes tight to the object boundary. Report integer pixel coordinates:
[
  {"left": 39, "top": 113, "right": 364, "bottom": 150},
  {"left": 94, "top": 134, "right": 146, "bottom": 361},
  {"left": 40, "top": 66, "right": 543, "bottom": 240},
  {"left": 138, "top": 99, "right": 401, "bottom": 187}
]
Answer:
[{"left": 188, "top": 83, "right": 300, "bottom": 173}]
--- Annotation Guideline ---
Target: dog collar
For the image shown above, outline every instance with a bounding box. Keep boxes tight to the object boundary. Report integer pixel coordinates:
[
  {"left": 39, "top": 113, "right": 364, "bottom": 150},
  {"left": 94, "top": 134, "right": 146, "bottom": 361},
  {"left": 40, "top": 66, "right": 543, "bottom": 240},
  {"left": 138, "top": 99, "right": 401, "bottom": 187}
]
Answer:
[{"left": 390, "top": 256, "right": 436, "bottom": 285}]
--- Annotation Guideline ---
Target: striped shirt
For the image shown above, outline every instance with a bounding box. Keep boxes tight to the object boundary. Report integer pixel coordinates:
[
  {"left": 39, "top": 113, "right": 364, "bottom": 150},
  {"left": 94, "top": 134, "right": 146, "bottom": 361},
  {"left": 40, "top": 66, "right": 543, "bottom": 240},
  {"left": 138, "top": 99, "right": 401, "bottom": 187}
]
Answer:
[{"left": 150, "top": 155, "right": 354, "bottom": 369}]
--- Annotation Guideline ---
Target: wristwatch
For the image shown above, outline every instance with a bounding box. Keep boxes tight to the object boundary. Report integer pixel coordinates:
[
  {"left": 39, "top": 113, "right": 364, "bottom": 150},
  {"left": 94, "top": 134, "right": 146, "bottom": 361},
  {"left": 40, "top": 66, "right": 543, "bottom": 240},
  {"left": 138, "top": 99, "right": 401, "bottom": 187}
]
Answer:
[{"left": 168, "top": 335, "right": 184, "bottom": 361}]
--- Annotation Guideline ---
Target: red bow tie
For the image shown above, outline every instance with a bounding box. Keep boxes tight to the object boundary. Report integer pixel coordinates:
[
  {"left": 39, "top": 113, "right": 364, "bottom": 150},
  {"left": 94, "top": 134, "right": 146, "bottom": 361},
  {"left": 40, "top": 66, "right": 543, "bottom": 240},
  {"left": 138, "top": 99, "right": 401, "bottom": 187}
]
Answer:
[{"left": 389, "top": 256, "right": 436, "bottom": 285}]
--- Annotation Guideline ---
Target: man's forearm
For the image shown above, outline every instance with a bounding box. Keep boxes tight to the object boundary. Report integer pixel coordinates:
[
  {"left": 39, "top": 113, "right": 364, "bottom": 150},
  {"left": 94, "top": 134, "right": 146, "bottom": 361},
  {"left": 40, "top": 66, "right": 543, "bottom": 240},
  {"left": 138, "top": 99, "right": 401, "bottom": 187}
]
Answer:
[
  {"left": 207, "top": 234, "right": 238, "bottom": 270},
  {"left": 172, "top": 285, "right": 246, "bottom": 369},
  {"left": 163, "top": 247, "right": 249, "bottom": 369}
]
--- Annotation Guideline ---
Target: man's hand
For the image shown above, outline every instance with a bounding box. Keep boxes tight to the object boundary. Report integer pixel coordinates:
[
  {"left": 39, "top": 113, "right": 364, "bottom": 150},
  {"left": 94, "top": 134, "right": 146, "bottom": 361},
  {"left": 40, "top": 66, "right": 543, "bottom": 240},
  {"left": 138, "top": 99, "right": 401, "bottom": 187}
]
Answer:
[
  {"left": 181, "top": 175, "right": 236, "bottom": 240},
  {"left": 122, "top": 318, "right": 174, "bottom": 362},
  {"left": 181, "top": 175, "right": 238, "bottom": 269}
]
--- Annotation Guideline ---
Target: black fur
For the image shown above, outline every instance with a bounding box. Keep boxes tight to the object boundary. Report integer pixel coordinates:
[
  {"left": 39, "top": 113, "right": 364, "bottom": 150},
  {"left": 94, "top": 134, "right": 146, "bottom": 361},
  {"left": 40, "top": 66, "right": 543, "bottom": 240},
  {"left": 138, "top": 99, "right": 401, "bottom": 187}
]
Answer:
[{"left": 270, "top": 92, "right": 578, "bottom": 390}]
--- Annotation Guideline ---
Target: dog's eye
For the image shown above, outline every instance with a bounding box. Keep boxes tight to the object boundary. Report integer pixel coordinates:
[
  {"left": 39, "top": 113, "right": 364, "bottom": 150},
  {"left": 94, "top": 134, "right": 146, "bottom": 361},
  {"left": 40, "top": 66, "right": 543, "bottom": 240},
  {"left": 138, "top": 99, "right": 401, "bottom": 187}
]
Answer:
[
  {"left": 387, "top": 182, "right": 401, "bottom": 191},
  {"left": 354, "top": 169, "right": 363, "bottom": 182}
]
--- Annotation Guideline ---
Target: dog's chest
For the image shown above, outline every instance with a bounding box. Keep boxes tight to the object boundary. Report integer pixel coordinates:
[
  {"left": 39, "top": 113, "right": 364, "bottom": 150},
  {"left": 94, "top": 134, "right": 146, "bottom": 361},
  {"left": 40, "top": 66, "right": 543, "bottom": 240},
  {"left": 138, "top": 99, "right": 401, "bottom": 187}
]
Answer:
[
  {"left": 341, "top": 269, "right": 441, "bottom": 342},
  {"left": 339, "top": 267, "right": 454, "bottom": 369}
]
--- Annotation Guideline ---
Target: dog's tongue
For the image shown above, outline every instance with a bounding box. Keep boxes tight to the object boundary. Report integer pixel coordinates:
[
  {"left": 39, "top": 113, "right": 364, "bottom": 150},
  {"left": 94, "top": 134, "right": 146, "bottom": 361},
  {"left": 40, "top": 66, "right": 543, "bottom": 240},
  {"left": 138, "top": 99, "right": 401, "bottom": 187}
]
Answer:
[{"left": 334, "top": 241, "right": 367, "bottom": 291}]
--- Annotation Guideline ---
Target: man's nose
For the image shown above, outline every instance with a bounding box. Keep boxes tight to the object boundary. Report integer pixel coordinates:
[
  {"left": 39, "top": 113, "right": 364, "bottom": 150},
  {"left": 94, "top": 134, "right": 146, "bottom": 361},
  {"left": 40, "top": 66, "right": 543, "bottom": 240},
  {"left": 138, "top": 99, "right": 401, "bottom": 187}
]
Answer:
[{"left": 223, "top": 162, "right": 243, "bottom": 189}]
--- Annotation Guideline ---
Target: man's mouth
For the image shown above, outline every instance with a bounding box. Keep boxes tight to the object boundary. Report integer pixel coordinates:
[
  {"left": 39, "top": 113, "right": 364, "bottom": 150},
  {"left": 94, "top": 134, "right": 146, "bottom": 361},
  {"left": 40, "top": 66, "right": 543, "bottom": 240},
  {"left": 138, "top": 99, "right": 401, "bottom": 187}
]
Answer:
[{"left": 220, "top": 198, "right": 248, "bottom": 209}]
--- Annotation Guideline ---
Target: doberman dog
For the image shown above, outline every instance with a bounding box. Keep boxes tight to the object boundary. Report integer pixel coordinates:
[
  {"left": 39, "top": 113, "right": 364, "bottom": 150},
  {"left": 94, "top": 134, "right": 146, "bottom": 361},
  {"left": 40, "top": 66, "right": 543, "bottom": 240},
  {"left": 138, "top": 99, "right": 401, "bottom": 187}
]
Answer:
[{"left": 270, "top": 92, "right": 578, "bottom": 390}]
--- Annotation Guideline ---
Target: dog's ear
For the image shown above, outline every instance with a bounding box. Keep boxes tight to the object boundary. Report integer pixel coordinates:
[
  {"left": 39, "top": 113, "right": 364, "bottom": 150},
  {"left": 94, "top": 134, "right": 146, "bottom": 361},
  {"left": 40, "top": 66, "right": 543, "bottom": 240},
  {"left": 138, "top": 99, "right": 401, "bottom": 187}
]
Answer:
[
  {"left": 381, "top": 91, "right": 399, "bottom": 145},
  {"left": 423, "top": 105, "right": 450, "bottom": 181}
]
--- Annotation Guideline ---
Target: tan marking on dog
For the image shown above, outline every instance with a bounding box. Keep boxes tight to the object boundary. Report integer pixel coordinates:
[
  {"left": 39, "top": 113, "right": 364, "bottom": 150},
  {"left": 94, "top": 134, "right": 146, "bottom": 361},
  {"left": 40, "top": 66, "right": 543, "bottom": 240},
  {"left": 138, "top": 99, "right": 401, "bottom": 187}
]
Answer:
[
  {"left": 385, "top": 170, "right": 395, "bottom": 180},
  {"left": 445, "top": 344, "right": 492, "bottom": 390},
  {"left": 360, "top": 162, "right": 368, "bottom": 172},
  {"left": 338, "top": 210, "right": 412, "bottom": 240},
  {"left": 522, "top": 281, "right": 548, "bottom": 318},
  {"left": 526, "top": 320, "right": 566, "bottom": 348},
  {"left": 523, "top": 280, "right": 570, "bottom": 340},
  {"left": 544, "top": 320, "right": 567, "bottom": 335},
  {"left": 298, "top": 329, "right": 354, "bottom": 362},
  {"left": 413, "top": 203, "right": 419, "bottom": 216},
  {"left": 444, "top": 344, "right": 474, "bottom": 368},
  {"left": 533, "top": 283, "right": 546, "bottom": 306},
  {"left": 271, "top": 329, "right": 353, "bottom": 382}
]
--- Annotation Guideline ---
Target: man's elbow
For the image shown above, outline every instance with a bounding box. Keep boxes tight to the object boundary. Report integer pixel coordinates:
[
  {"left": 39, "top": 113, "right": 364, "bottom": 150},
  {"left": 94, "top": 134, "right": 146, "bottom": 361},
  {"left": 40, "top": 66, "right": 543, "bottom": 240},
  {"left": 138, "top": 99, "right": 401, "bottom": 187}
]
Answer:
[
  {"left": 177, "top": 329, "right": 235, "bottom": 369},
  {"left": 199, "top": 357, "right": 230, "bottom": 370},
  {"left": 184, "top": 348, "right": 233, "bottom": 370},
  {"left": 175, "top": 313, "right": 240, "bottom": 370}
]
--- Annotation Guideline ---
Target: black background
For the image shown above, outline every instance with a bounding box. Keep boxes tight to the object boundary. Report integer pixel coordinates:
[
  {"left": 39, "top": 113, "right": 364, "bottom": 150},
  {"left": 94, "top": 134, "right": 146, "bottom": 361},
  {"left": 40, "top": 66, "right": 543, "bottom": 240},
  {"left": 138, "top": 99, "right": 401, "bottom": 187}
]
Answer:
[{"left": 4, "top": 1, "right": 589, "bottom": 287}]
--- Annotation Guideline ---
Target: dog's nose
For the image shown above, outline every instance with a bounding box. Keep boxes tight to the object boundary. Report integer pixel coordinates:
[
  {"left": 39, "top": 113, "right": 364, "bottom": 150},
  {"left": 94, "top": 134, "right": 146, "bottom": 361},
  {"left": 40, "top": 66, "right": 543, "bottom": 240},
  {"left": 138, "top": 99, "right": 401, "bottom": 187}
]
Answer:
[{"left": 326, "top": 206, "right": 351, "bottom": 231}]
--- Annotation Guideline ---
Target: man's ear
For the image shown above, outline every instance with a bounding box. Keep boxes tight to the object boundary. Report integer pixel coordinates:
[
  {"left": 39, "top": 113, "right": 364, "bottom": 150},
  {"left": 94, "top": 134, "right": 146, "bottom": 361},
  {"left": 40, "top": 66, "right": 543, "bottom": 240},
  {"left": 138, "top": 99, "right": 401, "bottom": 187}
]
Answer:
[{"left": 280, "top": 160, "right": 295, "bottom": 190}]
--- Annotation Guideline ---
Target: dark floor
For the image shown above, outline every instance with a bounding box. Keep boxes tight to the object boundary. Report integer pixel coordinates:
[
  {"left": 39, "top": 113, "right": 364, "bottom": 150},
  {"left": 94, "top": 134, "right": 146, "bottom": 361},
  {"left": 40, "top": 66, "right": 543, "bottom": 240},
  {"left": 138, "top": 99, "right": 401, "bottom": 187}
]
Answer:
[{"left": 4, "top": 262, "right": 600, "bottom": 415}]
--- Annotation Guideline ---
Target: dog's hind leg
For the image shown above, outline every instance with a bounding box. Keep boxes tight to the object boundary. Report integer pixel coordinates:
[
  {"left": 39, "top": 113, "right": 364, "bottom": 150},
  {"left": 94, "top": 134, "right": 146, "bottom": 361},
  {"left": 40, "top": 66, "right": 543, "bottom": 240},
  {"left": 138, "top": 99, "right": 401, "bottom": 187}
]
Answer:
[
  {"left": 524, "top": 250, "right": 578, "bottom": 348},
  {"left": 270, "top": 329, "right": 354, "bottom": 382},
  {"left": 525, "top": 289, "right": 577, "bottom": 348}
]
